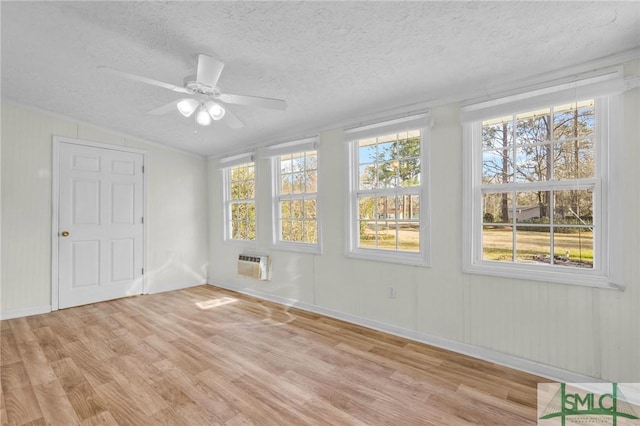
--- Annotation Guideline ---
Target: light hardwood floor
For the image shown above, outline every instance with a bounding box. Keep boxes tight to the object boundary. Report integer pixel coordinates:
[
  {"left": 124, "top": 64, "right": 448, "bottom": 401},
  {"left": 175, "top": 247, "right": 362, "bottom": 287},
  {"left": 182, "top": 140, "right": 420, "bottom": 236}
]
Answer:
[{"left": 1, "top": 285, "right": 545, "bottom": 425}]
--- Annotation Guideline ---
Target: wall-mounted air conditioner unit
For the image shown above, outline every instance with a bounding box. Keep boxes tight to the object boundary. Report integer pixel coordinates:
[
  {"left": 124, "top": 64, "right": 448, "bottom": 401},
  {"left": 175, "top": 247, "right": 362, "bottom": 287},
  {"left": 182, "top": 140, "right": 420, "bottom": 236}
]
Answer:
[{"left": 237, "top": 254, "right": 270, "bottom": 280}]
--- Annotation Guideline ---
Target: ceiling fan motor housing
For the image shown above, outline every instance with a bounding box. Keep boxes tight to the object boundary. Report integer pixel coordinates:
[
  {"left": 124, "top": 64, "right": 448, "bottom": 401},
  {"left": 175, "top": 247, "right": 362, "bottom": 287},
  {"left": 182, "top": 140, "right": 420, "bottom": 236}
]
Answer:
[{"left": 184, "top": 78, "right": 220, "bottom": 97}]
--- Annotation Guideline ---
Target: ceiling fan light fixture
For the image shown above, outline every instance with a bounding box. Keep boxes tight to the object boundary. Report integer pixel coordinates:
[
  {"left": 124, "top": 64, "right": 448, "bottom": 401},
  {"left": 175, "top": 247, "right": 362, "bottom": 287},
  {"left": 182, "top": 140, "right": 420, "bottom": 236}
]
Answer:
[
  {"left": 176, "top": 98, "right": 199, "bottom": 117},
  {"left": 206, "top": 101, "right": 226, "bottom": 121},
  {"left": 195, "top": 105, "right": 212, "bottom": 126}
]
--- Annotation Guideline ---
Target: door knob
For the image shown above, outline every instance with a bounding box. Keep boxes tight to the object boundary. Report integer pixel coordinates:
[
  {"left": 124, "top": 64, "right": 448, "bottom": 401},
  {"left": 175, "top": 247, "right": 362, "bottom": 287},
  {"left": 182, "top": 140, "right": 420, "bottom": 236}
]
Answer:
[{"left": 61, "top": 231, "right": 70, "bottom": 237}]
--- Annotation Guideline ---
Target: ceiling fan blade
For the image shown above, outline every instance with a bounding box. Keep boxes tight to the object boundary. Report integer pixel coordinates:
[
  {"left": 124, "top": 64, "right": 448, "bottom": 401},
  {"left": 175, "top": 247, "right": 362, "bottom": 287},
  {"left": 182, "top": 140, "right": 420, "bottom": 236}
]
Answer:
[
  {"left": 147, "top": 99, "right": 182, "bottom": 115},
  {"left": 98, "top": 66, "right": 190, "bottom": 94},
  {"left": 222, "top": 108, "right": 245, "bottom": 129},
  {"left": 218, "top": 93, "right": 287, "bottom": 110},
  {"left": 196, "top": 54, "right": 225, "bottom": 88}
]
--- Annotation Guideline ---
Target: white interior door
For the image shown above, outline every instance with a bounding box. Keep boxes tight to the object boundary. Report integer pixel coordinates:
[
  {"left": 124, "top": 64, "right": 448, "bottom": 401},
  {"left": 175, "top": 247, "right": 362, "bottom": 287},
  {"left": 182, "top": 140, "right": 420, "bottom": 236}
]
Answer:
[{"left": 57, "top": 142, "right": 144, "bottom": 309}]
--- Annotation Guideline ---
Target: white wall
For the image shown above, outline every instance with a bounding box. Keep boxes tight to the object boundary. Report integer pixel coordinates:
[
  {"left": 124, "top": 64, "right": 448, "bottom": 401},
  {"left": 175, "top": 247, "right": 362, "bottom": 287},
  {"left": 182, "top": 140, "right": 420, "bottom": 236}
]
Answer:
[
  {"left": 207, "top": 62, "right": 640, "bottom": 383},
  {"left": 0, "top": 103, "right": 209, "bottom": 317}
]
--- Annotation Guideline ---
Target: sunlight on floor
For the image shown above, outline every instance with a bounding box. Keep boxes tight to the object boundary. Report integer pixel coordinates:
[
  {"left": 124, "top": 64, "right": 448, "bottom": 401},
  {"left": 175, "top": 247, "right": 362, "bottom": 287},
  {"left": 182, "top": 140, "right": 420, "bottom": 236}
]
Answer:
[{"left": 196, "top": 296, "right": 238, "bottom": 309}]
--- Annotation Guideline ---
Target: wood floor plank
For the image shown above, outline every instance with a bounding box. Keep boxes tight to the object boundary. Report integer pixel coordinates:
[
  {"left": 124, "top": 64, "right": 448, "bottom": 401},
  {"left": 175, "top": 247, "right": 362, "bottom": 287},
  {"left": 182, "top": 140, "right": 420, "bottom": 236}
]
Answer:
[
  {"left": 0, "top": 330, "right": 21, "bottom": 367},
  {"left": 79, "top": 410, "right": 119, "bottom": 426},
  {"left": 0, "top": 285, "right": 545, "bottom": 425},
  {"left": 2, "top": 383, "right": 43, "bottom": 425},
  {"left": 32, "top": 379, "right": 81, "bottom": 425}
]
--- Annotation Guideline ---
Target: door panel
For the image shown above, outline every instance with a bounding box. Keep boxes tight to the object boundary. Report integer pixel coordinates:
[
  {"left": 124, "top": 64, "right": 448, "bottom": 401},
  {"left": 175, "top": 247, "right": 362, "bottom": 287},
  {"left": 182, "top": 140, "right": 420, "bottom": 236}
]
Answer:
[
  {"left": 72, "top": 240, "right": 100, "bottom": 287},
  {"left": 111, "top": 183, "right": 135, "bottom": 224},
  {"left": 111, "top": 238, "right": 134, "bottom": 282},
  {"left": 73, "top": 179, "right": 101, "bottom": 225},
  {"left": 58, "top": 142, "right": 144, "bottom": 309}
]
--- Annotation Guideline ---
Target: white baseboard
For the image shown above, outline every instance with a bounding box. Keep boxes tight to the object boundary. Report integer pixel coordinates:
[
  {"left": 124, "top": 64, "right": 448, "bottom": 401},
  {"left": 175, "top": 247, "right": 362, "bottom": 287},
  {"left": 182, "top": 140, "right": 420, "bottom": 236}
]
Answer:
[
  {"left": 0, "top": 305, "right": 51, "bottom": 320},
  {"left": 209, "top": 280, "right": 600, "bottom": 384},
  {"left": 145, "top": 281, "right": 208, "bottom": 295}
]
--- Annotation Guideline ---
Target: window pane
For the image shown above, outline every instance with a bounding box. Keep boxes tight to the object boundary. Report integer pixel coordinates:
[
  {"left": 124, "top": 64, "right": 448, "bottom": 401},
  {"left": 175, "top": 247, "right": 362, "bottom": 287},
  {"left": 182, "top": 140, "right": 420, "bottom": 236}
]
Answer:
[
  {"left": 291, "top": 200, "right": 303, "bottom": 219},
  {"left": 292, "top": 155, "right": 305, "bottom": 172},
  {"left": 376, "top": 221, "right": 397, "bottom": 250},
  {"left": 281, "top": 156, "right": 292, "bottom": 174},
  {"left": 396, "top": 135, "right": 420, "bottom": 160},
  {"left": 359, "top": 197, "right": 375, "bottom": 220},
  {"left": 398, "top": 159, "right": 420, "bottom": 187},
  {"left": 304, "top": 220, "right": 317, "bottom": 244},
  {"left": 396, "top": 195, "right": 420, "bottom": 220},
  {"left": 304, "top": 199, "right": 317, "bottom": 219},
  {"left": 378, "top": 141, "right": 394, "bottom": 161},
  {"left": 553, "top": 227, "right": 593, "bottom": 268},
  {"left": 281, "top": 174, "right": 293, "bottom": 195},
  {"left": 359, "top": 220, "right": 376, "bottom": 248},
  {"left": 483, "top": 192, "right": 512, "bottom": 224},
  {"left": 516, "top": 109, "right": 551, "bottom": 145},
  {"left": 514, "top": 145, "right": 551, "bottom": 183},
  {"left": 291, "top": 220, "right": 304, "bottom": 242},
  {"left": 377, "top": 196, "right": 396, "bottom": 220},
  {"left": 516, "top": 226, "right": 550, "bottom": 264},
  {"left": 305, "top": 170, "right": 317, "bottom": 192},
  {"left": 482, "top": 225, "right": 513, "bottom": 261},
  {"left": 515, "top": 191, "right": 550, "bottom": 224},
  {"left": 293, "top": 172, "right": 305, "bottom": 194},
  {"left": 281, "top": 220, "right": 292, "bottom": 241},
  {"left": 246, "top": 179, "right": 255, "bottom": 199},
  {"left": 554, "top": 189, "right": 593, "bottom": 225},
  {"left": 280, "top": 200, "right": 291, "bottom": 219},
  {"left": 375, "top": 162, "right": 396, "bottom": 188},
  {"left": 359, "top": 164, "right": 376, "bottom": 190},
  {"left": 482, "top": 118, "right": 513, "bottom": 149},
  {"left": 305, "top": 152, "right": 318, "bottom": 171},
  {"left": 553, "top": 140, "right": 595, "bottom": 180},
  {"left": 553, "top": 100, "right": 595, "bottom": 140},
  {"left": 247, "top": 219, "right": 256, "bottom": 240},
  {"left": 483, "top": 149, "right": 513, "bottom": 184},
  {"left": 359, "top": 141, "right": 377, "bottom": 163},
  {"left": 232, "top": 220, "right": 244, "bottom": 239},
  {"left": 398, "top": 222, "right": 419, "bottom": 252}
]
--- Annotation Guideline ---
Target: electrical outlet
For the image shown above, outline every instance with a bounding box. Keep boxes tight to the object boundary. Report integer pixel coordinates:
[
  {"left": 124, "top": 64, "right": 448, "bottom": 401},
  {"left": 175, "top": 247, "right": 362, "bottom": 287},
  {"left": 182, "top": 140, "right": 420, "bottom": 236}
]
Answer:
[{"left": 388, "top": 286, "right": 397, "bottom": 299}]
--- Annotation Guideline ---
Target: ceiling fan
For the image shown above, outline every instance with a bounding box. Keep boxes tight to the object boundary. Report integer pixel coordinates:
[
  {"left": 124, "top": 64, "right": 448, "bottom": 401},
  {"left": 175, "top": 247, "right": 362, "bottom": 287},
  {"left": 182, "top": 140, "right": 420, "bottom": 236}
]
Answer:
[{"left": 99, "top": 54, "right": 287, "bottom": 129}]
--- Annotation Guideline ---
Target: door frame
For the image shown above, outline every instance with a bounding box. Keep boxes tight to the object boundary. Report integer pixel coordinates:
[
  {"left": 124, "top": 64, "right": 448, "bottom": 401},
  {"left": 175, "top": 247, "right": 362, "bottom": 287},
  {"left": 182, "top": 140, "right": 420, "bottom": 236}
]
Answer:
[{"left": 51, "top": 136, "right": 148, "bottom": 311}]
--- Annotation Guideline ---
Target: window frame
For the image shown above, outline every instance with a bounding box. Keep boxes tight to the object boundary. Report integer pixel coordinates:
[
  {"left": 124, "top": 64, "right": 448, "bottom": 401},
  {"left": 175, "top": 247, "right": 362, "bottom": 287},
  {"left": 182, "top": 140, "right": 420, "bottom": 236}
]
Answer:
[
  {"left": 462, "top": 82, "right": 623, "bottom": 289},
  {"left": 269, "top": 140, "right": 321, "bottom": 254},
  {"left": 222, "top": 158, "right": 258, "bottom": 246},
  {"left": 346, "top": 115, "right": 431, "bottom": 267}
]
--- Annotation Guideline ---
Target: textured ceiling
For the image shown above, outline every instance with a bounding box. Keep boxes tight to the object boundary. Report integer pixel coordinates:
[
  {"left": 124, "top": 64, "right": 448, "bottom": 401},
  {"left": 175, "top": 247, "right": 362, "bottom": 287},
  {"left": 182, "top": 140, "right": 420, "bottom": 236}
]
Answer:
[{"left": 2, "top": 2, "right": 639, "bottom": 157}]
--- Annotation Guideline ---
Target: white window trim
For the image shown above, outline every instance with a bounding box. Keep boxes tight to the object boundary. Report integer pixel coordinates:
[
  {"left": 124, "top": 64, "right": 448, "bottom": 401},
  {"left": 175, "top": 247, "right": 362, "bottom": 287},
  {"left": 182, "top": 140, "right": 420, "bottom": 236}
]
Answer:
[
  {"left": 461, "top": 80, "right": 624, "bottom": 290},
  {"left": 268, "top": 138, "right": 322, "bottom": 254},
  {"left": 221, "top": 154, "right": 258, "bottom": 247},
  {"left": 346, "top": 114, "right": 432, "bottom": 267}
]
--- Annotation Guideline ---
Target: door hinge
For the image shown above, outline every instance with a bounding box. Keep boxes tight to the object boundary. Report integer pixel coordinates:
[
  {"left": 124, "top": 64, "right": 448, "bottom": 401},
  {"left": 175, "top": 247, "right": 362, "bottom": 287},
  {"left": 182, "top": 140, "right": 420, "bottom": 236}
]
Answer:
[
  {"left": 142, "top": 165, "right": 145, "bottom": 173},
  {"left": 141, "top": 217, "right": 144, "bottom": 224},
  {"left": 141, "top": 268, "right": 144, "bottom": 275}
]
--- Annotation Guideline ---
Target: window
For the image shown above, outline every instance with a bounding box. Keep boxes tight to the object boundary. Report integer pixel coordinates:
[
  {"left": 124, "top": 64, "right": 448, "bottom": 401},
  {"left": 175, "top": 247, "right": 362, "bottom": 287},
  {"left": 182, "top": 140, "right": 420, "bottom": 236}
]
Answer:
[
  {"left": 268, "top": 138, "right": 320, "bottom": 252},
  {"left": 346, "top": 113, "right": 431, "bottom": 266},
  {"left": 222, "top": 156, "right": 256, "bottom": 242},
  {"left": 461, "top": 69, "right": 626, "bottom": 288}
]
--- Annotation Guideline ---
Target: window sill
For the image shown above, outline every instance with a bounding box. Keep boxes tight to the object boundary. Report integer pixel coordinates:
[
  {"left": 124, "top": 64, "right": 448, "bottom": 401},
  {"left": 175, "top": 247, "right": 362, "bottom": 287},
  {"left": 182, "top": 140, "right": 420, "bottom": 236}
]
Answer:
[{"left": 463, "top": 261, "right": 623, "bottom": 290}]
